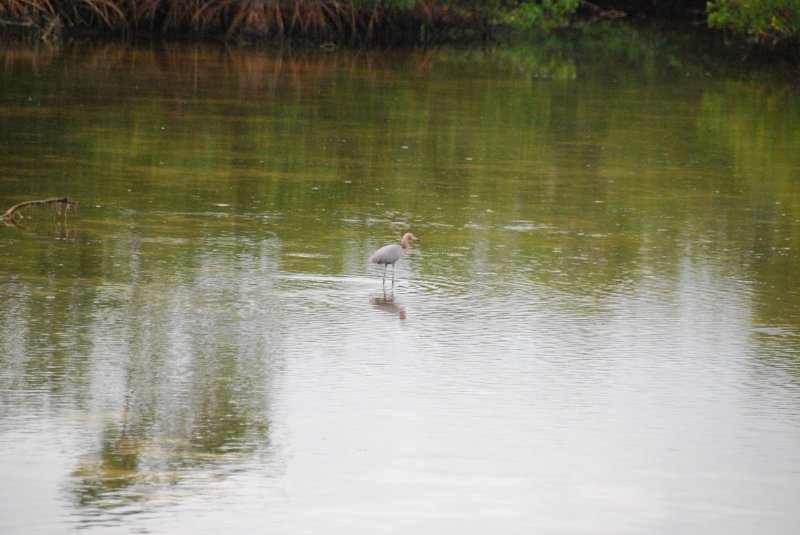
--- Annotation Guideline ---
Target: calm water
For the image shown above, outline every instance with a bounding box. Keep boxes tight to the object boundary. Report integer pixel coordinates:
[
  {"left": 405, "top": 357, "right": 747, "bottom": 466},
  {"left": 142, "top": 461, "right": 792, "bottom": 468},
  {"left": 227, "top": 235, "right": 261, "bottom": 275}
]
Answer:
[{"left": 1, "top": 33, "right": 799, "bottom": 534}]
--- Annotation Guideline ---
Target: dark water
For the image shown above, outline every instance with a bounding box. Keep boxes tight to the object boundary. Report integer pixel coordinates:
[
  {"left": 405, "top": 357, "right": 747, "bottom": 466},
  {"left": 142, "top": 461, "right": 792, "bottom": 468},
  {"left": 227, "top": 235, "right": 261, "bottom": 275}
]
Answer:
[{"left": 1, "top": 33, "right": 799, "bottom": 534}]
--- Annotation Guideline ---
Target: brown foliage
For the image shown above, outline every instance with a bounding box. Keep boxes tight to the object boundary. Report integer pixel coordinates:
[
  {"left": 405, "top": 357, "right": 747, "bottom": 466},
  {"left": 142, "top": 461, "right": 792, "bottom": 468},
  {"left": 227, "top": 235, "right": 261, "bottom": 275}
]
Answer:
[{"left": 0, "top": 0, "right": 445, "bottom": 43}]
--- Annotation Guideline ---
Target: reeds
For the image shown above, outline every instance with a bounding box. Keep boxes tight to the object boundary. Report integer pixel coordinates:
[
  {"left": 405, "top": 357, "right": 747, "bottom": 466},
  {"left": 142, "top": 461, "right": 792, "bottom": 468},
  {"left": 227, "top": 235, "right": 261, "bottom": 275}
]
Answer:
[{"left": 0, "top": 0, "right": 461, "bottom": 44}]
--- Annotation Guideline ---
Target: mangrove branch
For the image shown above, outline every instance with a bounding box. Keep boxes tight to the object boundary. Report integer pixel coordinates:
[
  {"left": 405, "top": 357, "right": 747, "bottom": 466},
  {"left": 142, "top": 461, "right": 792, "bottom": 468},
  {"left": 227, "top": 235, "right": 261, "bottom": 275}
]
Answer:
[{"left": 2, "top": 197, "right": 78, "bottom": 222}]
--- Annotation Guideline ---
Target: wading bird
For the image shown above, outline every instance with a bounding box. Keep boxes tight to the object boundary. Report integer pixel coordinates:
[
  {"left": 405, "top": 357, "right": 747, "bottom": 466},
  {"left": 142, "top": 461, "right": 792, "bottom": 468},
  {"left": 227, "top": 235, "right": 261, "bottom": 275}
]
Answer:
[{"left": 369, "top": 232, "right": 419, "bottom": 286}]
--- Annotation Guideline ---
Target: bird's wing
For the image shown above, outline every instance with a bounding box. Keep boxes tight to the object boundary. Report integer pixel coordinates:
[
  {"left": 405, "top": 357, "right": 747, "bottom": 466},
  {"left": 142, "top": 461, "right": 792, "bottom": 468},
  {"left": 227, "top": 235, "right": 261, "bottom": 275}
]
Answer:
[
  {"left": 370, "top": 244, "right": 399, "bottom": 264},
  {"left": 369, "top": 245, "right": 388, "bottom": 264}
]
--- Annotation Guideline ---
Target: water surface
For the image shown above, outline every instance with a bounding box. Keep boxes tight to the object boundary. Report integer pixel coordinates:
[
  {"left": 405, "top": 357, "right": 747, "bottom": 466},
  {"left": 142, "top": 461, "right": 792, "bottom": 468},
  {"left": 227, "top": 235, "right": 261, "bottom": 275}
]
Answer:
[{"left": 1, "top": 33, "right": 799, "bottom": 534}]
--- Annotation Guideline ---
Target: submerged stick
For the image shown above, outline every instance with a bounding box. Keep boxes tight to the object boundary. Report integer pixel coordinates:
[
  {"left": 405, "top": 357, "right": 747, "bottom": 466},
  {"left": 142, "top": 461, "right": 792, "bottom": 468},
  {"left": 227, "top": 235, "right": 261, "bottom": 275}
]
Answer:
[{"left": 2, "top": 197, "right": 78, "bottom": 222}]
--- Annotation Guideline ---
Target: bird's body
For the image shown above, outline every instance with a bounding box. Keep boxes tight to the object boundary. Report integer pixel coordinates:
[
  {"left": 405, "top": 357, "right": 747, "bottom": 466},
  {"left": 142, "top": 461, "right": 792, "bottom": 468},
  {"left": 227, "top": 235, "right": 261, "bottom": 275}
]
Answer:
[
  {"left": 369, "top": 243, "right": 403, "bottom": 266},
  {"left": 370, "top": 232, "right": 419, "bottom": 285}
]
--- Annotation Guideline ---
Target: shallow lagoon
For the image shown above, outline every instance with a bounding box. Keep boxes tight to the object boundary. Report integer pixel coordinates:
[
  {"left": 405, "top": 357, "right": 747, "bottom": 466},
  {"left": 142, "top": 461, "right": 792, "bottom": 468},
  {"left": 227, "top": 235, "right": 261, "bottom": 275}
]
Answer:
[{"left": 1, "top": 33, "right": 799, "bottom": 533}]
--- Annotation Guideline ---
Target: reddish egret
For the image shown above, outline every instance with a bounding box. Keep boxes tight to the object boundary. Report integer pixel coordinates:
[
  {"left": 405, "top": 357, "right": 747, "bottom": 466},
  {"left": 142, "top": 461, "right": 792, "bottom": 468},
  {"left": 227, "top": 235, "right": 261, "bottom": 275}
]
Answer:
[{"left": 369, "top": 232, "right": 419, "bottom": 285}]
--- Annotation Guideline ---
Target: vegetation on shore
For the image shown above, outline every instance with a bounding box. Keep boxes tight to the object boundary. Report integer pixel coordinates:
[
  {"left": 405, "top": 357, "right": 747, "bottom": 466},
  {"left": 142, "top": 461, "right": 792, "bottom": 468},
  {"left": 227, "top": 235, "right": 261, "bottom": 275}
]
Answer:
[
  {"left": 0, "top": 1, "right": 796, "bottom": 58},
  {"left": 707, "top": 0, "right": 799, "bottom": 48},
  {"left": 0, "top": 0, "right": 580, "bottom": 44}
]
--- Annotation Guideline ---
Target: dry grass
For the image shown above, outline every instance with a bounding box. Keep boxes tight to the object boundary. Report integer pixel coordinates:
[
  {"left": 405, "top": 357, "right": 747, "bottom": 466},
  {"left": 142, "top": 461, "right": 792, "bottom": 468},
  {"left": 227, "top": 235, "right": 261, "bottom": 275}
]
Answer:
[{"left": 0, "top": 0, "right": 453, "bottom": 43}]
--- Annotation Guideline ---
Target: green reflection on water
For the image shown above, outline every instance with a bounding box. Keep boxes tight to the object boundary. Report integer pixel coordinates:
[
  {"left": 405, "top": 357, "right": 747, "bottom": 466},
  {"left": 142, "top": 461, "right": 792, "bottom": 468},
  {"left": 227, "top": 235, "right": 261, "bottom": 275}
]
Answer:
[{"left": 1, "top": 30, "right": 799, "bottom": 524}]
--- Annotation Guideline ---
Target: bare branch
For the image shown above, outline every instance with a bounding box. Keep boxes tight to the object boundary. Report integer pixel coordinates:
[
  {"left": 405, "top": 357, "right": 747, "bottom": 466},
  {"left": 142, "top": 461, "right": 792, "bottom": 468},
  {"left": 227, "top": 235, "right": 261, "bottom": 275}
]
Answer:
[{"left": 2, "top": 197, "right": 78, "bottom": 222}]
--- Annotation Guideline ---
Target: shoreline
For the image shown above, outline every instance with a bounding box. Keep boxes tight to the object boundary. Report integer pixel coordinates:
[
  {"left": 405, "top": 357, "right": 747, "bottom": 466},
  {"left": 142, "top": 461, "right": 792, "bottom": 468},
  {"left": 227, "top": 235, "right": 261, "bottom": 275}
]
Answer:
[{"left": 0, "top": 1, "right": 796, "bottom": 66}]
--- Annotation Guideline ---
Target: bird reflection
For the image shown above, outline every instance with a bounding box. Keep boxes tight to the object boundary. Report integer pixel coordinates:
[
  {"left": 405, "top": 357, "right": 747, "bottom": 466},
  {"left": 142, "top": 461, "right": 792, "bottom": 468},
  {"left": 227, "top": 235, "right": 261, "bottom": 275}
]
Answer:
[{"left": 370, "top": 292, "right": 406, "bottom": 320}]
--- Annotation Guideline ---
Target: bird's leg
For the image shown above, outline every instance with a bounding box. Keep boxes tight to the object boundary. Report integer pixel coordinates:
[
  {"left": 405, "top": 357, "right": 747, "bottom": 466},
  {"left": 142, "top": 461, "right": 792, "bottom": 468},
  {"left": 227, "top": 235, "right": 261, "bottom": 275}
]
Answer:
[
  {"left": 391, "top": 264, "right": 396, "bottom": 286},
  {"left": 382, "top": 265, "right": 387, "bottom": 285}
]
